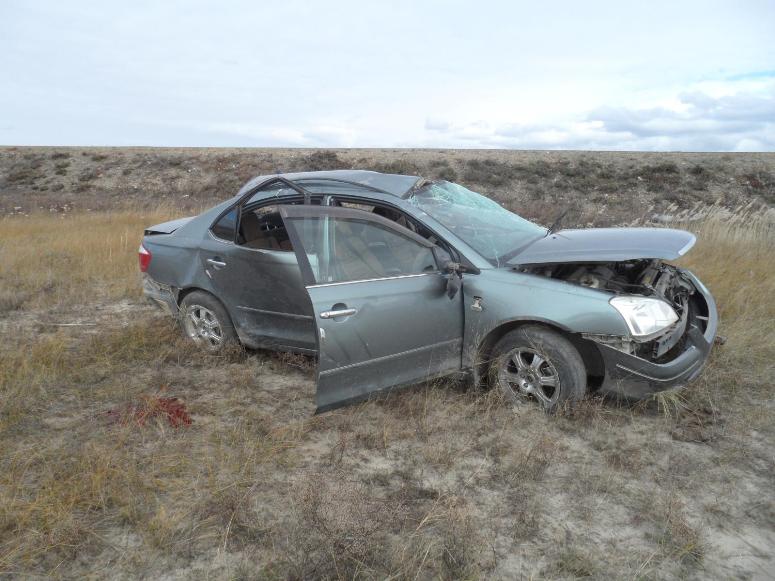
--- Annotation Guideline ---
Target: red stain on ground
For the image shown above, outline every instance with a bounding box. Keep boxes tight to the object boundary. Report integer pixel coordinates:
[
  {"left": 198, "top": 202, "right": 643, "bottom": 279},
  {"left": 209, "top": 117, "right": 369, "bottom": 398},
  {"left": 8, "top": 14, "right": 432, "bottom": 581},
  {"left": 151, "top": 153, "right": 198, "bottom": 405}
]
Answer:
[{"left": 106, "top": 396, "right": 192, "bottom": 428}]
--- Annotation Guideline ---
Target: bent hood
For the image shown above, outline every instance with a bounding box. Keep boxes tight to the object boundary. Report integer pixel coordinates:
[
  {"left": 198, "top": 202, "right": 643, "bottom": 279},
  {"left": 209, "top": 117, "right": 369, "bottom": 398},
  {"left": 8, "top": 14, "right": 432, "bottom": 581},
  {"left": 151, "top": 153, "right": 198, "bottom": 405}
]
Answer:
[{"left": 510, "top": 227, "right": 695, "bottom": 265}]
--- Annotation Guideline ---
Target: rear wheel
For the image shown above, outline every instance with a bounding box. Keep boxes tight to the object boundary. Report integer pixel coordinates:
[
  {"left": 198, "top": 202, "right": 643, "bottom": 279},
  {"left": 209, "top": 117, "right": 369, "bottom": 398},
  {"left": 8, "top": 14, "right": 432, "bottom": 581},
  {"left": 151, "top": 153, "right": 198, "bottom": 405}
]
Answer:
[
  {"left": 179, "top": 291, "right": 238, "bottom": 352},
  {"left": 489, "top": 325, "right": 586, "bottom": 412}
]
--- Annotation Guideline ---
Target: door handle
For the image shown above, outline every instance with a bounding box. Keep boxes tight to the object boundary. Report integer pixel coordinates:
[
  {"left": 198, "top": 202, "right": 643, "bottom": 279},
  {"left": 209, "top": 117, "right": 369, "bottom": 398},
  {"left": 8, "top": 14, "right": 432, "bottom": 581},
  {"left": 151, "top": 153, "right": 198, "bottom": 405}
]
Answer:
[
  {"left": 206, "top": 258, "right": 227, "bottom": 269},
  {"left": 320, "top": 308, "right": 357, "bottom": 319}
]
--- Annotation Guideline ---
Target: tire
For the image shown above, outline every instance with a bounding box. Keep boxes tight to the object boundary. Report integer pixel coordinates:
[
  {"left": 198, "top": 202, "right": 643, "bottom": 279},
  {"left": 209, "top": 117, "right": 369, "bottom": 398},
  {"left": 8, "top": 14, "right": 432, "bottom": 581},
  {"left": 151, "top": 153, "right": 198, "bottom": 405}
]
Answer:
[
  {"left": 488, "top": 325, "right": 586, "bottom": 412},
  {"left": 179, "top": 291, "right": 238, "bottom": 352}
]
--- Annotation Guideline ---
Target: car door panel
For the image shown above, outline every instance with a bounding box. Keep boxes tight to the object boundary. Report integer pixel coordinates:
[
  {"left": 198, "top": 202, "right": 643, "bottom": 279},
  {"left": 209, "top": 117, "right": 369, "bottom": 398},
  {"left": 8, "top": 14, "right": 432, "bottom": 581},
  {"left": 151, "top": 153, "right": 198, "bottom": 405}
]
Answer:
[
  {"left": 279, "top": 205, "right": 464, "bottom": 412},
  {"left": 309, "top": 274, "right": 463, "bottom": 411},
  {"left": 199, "top": 235, "right": 316, "bottom": 351}
]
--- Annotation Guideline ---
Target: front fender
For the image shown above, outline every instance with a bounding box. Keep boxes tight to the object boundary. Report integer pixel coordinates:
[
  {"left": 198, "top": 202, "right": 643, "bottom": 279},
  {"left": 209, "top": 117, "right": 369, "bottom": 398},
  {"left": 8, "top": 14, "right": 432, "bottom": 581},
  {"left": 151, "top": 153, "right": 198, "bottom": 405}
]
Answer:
[{"left": 461, "top": 269, "right": 628, "bottom": 368}]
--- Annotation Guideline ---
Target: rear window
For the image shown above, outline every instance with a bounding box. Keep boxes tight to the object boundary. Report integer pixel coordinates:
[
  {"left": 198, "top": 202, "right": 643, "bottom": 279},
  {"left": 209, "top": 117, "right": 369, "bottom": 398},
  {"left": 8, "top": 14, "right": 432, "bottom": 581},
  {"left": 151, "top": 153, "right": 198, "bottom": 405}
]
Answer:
[{"left": 211, "top": 208, "right": 237, "bottom": 241}]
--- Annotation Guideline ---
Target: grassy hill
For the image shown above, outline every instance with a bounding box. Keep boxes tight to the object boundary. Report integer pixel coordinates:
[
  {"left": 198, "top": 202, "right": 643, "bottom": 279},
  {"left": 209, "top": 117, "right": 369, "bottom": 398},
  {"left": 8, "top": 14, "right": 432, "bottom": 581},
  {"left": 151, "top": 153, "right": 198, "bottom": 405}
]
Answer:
[{"left": 2, "top": 147, "right": 773, "bottom": 226}]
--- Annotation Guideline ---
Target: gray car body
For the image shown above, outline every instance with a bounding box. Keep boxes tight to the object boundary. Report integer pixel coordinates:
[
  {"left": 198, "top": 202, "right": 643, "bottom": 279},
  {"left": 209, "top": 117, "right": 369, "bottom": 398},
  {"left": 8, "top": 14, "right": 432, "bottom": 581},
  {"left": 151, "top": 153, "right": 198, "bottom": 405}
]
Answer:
[{"left": 142, "top": 170, "right": 717, "bottom": 411}]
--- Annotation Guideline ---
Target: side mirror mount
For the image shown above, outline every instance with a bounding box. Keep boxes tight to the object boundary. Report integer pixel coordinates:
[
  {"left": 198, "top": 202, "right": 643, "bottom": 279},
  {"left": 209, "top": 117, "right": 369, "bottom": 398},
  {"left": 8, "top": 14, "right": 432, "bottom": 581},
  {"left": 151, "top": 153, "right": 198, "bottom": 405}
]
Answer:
[
  {"left": 433, "top": 247, "right": 462, "bottom": 299},
  {"left": 445, "top": 265, "right": 462, "bottom": 299}
]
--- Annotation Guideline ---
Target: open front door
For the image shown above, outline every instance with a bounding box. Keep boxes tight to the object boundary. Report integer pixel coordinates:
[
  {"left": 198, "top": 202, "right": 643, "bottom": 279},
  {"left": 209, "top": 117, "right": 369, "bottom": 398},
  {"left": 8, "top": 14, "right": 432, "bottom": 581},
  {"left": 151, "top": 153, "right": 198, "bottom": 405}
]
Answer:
[{"left": 280, "top": 205, "right": 464, "bottom": 412}]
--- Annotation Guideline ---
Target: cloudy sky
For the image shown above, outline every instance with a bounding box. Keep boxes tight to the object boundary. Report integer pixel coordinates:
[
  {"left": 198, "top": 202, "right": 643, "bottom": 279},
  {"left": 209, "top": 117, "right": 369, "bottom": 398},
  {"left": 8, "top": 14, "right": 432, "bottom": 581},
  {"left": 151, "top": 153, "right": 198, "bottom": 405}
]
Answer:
[{"left": 1, "top": 0, "right": 774, "bottom": 150}]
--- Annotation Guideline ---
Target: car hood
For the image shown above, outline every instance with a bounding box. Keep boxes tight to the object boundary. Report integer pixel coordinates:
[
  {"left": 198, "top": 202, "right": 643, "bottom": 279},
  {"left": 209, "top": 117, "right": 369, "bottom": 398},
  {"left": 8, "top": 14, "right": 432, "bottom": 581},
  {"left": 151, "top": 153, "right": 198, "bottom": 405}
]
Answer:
[
  {"left": 509, "top": 227, "right": 696, "bottom": 265},
  {"left": 144, "top": 217, "right": 194, "bottom": 235}
]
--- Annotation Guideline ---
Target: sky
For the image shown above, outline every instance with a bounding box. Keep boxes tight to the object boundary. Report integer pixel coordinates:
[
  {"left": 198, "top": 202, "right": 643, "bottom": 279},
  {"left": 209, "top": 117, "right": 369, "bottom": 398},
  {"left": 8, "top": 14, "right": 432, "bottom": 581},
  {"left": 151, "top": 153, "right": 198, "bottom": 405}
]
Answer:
[{"left": 1, "top": 0, "right": 774, "bottom": 151}]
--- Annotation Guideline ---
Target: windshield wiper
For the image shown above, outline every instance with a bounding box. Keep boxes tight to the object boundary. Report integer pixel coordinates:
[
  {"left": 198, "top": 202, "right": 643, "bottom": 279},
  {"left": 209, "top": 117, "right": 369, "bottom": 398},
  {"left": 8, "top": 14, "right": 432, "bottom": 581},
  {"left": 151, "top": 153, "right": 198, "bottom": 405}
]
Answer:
[
  {"left": 497, "top": 208, "right": 570, "bottom": 265},
  {"left": 546, "top": 208, "right": 570, "bottom": 236},
  {"left": 496, "top": 233, "right": 547, "bottom": 266}
]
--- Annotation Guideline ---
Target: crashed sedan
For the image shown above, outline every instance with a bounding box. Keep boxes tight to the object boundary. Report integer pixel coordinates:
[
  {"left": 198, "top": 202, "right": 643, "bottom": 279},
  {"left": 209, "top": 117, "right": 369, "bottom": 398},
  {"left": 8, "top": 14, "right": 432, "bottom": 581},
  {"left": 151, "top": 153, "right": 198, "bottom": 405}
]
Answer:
[{"left": 140, "top": 170, "right": 718, "bottom": 412}]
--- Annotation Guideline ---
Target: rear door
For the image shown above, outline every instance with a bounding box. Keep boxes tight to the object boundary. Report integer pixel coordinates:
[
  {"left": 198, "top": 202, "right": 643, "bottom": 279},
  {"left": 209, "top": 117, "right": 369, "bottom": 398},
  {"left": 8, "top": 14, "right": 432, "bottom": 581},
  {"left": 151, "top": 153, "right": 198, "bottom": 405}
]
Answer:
[
  {"left": 201, "top": 203, "right": 316, "bottom": 351},
  {"left": 280, "top": 205, "right": 464, "bottom": 412}
]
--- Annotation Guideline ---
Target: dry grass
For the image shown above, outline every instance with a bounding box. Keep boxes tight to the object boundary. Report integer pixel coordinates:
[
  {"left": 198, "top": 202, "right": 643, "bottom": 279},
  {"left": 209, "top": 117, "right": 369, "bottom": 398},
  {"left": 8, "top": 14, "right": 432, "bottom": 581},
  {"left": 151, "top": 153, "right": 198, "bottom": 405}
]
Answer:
[
  {"left": 3, "top": 148, "right": 774, "bottom": 226},
  {"left": 0, "top": 208, "right": 179, "bottom": 311},
  {"left": 677, "top": 206, "right": 775, "bottom": 393},
  {"left": 0, "top": 203, "right": 774, "bottom": 579}
]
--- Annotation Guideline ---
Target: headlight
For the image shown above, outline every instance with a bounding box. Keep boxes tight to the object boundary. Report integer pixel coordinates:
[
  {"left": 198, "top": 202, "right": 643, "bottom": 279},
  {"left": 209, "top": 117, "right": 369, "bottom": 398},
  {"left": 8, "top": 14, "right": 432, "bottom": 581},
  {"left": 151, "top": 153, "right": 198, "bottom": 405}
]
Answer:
[{"left": 609, "top": 296, "right": 678, "bottom": 340}]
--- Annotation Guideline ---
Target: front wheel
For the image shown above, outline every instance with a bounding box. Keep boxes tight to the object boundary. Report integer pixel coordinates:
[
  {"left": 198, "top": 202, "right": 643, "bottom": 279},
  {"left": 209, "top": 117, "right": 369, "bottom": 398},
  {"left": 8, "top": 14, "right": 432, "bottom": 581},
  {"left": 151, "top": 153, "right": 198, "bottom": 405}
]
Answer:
[
  {"left": 489, "top": 325, "right": 587, "bottom": 412},
  {"left": 179, "top": 291, "right": 238, "bottom": 352}
]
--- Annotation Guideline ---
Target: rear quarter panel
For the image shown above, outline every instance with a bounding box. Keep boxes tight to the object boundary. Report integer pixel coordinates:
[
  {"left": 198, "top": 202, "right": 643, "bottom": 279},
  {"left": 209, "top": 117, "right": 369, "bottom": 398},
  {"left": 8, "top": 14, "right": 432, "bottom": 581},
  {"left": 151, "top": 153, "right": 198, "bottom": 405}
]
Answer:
[
  {"left": 143, "top": 233, "right": 215, "bottom": 300},
  {"left": 142, "top": 200, "right": 235, "bottom": 296}
]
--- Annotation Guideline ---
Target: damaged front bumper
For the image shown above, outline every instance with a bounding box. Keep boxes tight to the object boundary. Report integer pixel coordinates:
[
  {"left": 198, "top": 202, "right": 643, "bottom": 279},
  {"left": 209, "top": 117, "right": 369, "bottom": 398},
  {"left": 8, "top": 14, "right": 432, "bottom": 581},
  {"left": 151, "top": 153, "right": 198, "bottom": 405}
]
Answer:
[
  {"left": 142, "top": 274, "right": 178, "bottom": 316},
  {"left": 595, "top": 272, "right": 718, "bottom": 400}
]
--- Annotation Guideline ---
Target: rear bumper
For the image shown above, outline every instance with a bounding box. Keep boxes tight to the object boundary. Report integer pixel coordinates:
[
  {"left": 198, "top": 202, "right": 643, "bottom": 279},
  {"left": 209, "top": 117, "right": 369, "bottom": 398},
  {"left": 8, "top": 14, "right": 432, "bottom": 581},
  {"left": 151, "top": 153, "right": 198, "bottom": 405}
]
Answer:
[
  {"left": 598, "top": 272, "right": 718, "bottom": 400},
  {"left": 142, "top": 274, "right": 178, "bottom": 316}
]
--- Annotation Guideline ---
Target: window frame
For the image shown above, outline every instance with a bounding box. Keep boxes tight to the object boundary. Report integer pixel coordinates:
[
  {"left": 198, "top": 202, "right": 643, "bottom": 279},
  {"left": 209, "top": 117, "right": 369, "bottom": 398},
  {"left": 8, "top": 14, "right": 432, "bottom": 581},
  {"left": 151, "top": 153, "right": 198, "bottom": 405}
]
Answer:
[
  {"left": 208, "top": 176, "right": 314, "bottom": 244},
  {"left": 207, "top": 176, "right": 478, "bottom": 273}
]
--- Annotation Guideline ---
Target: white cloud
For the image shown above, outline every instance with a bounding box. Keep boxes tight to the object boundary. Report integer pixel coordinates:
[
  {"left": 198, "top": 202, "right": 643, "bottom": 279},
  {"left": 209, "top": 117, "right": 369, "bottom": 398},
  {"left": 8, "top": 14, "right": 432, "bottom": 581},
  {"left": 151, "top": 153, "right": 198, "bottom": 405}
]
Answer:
[
  {"left": 415, "top": 80, "right": 775, "bottom": 151},
  {"left": 586, "top": 86, "right": 775, "bottom": 150}
]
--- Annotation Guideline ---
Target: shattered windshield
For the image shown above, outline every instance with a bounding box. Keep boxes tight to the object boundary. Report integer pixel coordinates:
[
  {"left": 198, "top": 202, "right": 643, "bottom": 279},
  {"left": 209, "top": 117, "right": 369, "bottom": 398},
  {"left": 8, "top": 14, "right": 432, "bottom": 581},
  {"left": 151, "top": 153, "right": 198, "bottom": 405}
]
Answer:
[{"left": 408, "top": 181, "right": 546, "bottom": 266}]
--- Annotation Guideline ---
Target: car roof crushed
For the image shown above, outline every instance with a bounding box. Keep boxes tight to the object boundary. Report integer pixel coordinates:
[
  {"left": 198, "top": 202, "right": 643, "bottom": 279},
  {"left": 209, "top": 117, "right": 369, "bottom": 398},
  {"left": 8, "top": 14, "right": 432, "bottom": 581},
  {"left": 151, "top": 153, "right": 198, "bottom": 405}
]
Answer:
[{"left": 236, "top": 170, "right": 423, "bottom": 199}]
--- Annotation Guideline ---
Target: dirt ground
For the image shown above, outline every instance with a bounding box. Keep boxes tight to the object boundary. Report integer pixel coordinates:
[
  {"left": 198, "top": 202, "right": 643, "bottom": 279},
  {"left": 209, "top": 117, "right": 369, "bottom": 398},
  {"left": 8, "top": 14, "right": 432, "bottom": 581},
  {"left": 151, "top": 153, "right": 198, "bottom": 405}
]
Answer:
[{"left": 1, "top": 148, "right": 774, "bottom": 580}]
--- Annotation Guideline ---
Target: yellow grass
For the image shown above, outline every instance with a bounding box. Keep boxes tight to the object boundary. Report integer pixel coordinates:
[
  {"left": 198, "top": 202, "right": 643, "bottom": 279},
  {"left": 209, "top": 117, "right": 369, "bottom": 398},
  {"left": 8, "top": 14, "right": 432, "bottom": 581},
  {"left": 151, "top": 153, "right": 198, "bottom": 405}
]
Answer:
[
  {"left": 0, "top": 208, "right": 179, "bottom": 309},
  {"left": 676, "top": 206, "right": 775, "bottom": 389}
]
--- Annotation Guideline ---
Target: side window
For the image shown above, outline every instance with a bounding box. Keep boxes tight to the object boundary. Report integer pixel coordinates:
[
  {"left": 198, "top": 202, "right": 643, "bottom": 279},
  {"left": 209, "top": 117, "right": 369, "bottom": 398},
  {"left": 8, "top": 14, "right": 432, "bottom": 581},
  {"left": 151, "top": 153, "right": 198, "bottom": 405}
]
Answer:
[
  {"left": 211, "top": 208, "right": 237, "bottom": 241},
  {"left": 288, "top": 215, "right": 437, "bottom": 284},
  {"left": 238, "top": 205, "right": 294, "bottom": 251},
  {"left": 331, "top": 219, "right": 436, "bottom": 283},
  {"left": 338, "top": 200, "right": 437, "bottom": 242}
]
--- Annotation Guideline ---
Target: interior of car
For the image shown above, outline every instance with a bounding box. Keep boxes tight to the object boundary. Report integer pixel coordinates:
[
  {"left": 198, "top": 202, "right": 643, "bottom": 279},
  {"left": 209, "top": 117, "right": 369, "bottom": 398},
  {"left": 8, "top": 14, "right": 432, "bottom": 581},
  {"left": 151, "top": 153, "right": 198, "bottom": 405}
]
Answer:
[
  {"left": 235, "top": 198, "right": 443, "bottom": 281},
  {"left": 237, "top": 205, "right": 294, "bottom": 250}
]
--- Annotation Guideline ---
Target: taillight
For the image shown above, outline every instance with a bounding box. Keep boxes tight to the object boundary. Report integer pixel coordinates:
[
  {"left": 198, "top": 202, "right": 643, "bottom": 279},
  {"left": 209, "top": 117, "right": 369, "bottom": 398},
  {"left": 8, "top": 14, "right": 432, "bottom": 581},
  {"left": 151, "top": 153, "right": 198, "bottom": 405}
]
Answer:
[{"left": 139, "top": 243, "right": 152, "bottom": 272}]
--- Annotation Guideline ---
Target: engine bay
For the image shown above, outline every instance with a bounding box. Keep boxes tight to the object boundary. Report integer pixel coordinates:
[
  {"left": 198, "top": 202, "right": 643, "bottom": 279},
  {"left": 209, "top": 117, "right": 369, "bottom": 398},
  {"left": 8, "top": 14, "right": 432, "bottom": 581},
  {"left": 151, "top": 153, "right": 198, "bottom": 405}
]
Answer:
[{"left": 518, "top": 259, "right": 701, "bottom": 361}]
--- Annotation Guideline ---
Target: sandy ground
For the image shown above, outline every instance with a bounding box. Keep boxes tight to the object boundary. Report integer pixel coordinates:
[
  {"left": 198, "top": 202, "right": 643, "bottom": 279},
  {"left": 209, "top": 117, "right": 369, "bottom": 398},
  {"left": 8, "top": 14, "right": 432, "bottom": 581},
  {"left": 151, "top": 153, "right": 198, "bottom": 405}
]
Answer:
[{"left": 3, "top": 300, "right": 774, "bottom": 579}]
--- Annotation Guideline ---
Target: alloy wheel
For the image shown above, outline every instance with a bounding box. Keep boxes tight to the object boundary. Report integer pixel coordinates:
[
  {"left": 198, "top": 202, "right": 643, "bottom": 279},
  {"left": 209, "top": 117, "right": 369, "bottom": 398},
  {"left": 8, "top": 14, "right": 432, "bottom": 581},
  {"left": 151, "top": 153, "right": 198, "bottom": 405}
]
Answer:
[
  {"left": 183, "top": 305, "right": 224, "bottom": 349},
  {"left": 497, "top": 347, "right": 561, "bottom": 407}
]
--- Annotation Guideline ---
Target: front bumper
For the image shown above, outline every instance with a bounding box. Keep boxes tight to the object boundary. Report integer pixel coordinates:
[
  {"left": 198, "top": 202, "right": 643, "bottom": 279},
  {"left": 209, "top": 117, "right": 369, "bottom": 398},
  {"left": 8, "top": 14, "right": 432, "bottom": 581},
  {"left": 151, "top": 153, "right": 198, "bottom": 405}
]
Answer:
[
  {"left": 142, "top": 274, "right": 178, "bottom": 316},
  {"left": 597, "top": 272, "right": 718, "bottom": 400}
]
